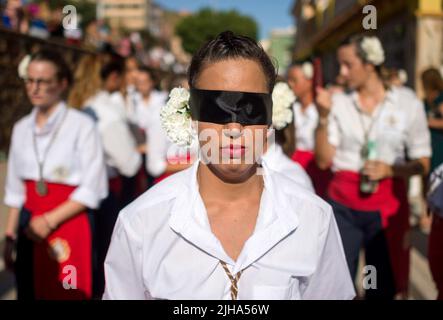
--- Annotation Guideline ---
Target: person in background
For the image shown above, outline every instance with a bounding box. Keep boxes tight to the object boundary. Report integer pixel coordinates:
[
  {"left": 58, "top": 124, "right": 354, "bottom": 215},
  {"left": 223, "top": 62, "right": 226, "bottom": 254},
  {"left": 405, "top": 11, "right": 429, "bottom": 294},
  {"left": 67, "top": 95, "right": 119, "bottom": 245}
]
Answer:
[
  {"left": 122, "top": 55, "right": 141, "bottom": 125},
  {"left": 261, "top": 81, "right": 314, "bottom": 192},
  {"left": 287, "top": 60, "right": 332, "bottom": 198},
  {"left": 421, "top": 67, "right": 443, "bottom": 300},
  {"left": 3, "top": 50, "right": 108, "bottom": 299},
  {"left": 68, "top": 56, "right": 142, "bottom": 298},
  {"left": 315, "top": 34, "right": 431, "bottom": 299},
  {"left": 422, "top": 68, "right": 443, "bottom": 172}
]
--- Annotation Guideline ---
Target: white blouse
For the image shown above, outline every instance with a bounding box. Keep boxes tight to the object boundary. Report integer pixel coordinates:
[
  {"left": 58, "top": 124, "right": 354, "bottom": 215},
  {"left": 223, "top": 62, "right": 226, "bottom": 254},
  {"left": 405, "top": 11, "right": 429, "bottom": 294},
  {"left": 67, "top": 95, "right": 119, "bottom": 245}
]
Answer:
[
  {"left": 133, "top": 90, "right": 167, "bottom": 131},
  {"left": 86, "top": 91, "right": 142, "bottom": 178},
  {"left": 261, "top": 143, "right": 314, "bottom": 192},
  {"left": 293, "top": 102, "right": 318, "bottom": 151},
  {"left": 103, "top": 160, "right": 355, "bottom": 300},
  {"left": 327, "top": 87, "right": 432, "bottom": 172},
  {"left": 4, "top": 102, "right": 108, "bottom": 209}
]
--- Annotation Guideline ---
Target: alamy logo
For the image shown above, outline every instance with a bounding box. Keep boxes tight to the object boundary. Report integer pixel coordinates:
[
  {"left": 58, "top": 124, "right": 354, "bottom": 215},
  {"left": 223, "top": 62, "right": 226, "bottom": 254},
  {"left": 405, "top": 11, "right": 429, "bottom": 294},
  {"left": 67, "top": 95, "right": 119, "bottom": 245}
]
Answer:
[
  {"left": 62, "top": 265, "right": 77, "bottom": 290},
  {"left": 362, "top": 5, "right": 377, "bottom": 30},
  {"left": 362, "top": 265, "right": 377, "bottom": 290},
  {"left": 62, "top": 5, "right": 78, "bottom": 30}
]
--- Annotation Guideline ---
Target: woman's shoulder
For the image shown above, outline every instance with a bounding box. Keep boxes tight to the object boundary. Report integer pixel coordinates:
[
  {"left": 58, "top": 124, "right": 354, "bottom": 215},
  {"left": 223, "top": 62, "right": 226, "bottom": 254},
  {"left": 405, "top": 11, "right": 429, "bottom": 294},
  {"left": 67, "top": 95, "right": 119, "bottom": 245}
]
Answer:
[
  {"left": 12, "top": 111, "right": 33, "bottom": 133},
  {"left": 268, "top": 168, "right": 332, "bottom": 217}
]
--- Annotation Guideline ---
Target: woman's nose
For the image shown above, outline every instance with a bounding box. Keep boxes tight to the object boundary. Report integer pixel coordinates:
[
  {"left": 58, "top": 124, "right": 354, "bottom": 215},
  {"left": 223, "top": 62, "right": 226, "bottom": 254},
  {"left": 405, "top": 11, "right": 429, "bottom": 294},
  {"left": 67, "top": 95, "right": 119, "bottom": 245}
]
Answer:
[{"left": 223, "top": 122, "right": 243, "bottom": 139}]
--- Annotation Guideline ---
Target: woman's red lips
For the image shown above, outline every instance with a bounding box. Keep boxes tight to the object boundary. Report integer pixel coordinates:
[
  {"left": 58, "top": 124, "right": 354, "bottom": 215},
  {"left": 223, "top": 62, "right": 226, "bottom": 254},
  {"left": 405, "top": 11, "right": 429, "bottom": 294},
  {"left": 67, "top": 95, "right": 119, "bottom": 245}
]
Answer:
[{"left": 221, "top": 144, "right": 246, "bottom": 158}]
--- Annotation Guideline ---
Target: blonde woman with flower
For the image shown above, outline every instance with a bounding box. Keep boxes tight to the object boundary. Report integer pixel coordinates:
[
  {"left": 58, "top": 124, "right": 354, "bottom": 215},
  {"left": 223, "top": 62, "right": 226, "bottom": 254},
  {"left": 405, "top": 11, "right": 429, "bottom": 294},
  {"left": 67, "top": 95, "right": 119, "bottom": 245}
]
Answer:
[
  {"left": 315, "top": 34, "right": 431, "bottom": 299},
  {"left": 102, "top": 31, "right": 354, "bottom": 300}
]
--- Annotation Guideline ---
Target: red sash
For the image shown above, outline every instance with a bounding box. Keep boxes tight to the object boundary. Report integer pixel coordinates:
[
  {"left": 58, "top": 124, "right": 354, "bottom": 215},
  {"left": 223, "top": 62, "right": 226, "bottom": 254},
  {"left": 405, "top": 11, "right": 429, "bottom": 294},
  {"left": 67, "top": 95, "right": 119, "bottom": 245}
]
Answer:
[
  {"left": 328, "top": 171, "right": 410, "bottom": 294},
  {"left": 291, "top": 149, "right": 332, "bottom": 198},
  {"left": 109, "top": 176, "right": 122, "bottom": 199},
  {"left": 154, "top": 154, "right": 192, "bottom": 184},
  {"left": 24, "top": 181, "right": 92, "bottom": 300}
]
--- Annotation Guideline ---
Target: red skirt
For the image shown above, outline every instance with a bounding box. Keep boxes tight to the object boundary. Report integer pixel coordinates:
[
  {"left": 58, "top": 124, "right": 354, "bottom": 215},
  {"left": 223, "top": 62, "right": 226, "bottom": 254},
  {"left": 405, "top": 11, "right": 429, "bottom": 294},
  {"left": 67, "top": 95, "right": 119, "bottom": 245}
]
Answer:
[
  {"left": 328, "top": 171, "right": 410, "bottom": 294},
  {"left": 291, "top": 149, "right": 332, "bottom": 198},
  {"left": 24, "top": 181, "right": 92, "bottom": 300}
]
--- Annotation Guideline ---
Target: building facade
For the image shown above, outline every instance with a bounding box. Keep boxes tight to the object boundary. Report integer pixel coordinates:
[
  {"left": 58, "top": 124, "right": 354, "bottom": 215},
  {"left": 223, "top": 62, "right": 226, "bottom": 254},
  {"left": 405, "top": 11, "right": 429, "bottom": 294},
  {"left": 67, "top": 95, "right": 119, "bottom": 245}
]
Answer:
[
  {"left": 292, "top": 0, "right": 443, "bottom": 95},
  {"left": 96, "top": 0, "right": 151, "bottom": 31}
]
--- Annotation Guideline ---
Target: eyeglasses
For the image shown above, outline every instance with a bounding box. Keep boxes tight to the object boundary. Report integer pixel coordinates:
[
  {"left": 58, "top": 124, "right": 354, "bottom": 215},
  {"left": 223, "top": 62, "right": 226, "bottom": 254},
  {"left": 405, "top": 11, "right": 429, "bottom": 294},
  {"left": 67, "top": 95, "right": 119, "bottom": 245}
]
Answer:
[{"left": 23, "top": 77, "right": 57, "bottom": 88}]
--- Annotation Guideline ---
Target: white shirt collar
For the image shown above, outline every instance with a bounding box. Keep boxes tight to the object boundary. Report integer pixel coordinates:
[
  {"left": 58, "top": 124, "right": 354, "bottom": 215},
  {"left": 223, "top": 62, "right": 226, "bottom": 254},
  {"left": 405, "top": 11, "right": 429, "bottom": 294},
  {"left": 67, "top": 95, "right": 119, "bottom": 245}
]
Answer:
[
  {"left": 31, "top": 101, "right": 67, "bottom": 136},
  {"left": 349, "top": 88, "right": 397, "bottom": 116},
  {"left": 168, "top": 159, "right": 299, "bottom": 273}
]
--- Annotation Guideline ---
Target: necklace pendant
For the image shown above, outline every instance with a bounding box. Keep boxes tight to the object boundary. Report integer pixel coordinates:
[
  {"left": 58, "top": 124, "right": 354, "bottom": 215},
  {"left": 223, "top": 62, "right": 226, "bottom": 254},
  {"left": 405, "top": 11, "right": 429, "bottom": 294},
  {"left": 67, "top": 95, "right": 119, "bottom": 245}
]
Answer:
[
  {"left": 36, "top": 179, "right": 48, "bottom": 196},
  {"left": 360, "top": 145, "right": 369, "bottom": 159}
]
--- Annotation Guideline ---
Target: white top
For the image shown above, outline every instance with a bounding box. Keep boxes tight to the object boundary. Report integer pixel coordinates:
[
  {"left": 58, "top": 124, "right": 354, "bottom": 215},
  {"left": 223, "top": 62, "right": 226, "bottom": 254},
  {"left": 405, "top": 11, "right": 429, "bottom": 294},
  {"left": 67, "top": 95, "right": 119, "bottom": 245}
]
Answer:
[
  {"left": 327, "top": 87, "right": 432, "bottom": 172},
  {"left": 293, "top": 101, "right": 318, "bottom": 151},
  {"left": 133, "top": 90, "right": 167, "bottom": 131},
  {"left": 86, "top": 91, "right": 142, "bottom": 178},
  {"left": 4, "top": 102, "right": 108, "bottom": 209},
  {"left": 103, "top": 160, "right": 355, "bottom": 300},
  {"left": 261, "top": 143, "right": 314, "bottom": 192}
]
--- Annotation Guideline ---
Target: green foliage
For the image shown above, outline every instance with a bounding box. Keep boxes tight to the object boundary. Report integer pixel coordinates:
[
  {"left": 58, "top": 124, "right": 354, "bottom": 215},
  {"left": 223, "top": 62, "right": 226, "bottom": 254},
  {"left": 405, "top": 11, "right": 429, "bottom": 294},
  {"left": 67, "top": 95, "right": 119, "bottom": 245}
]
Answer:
[{"left": 175, "top": 8, "right": 258, "bottom": 54}]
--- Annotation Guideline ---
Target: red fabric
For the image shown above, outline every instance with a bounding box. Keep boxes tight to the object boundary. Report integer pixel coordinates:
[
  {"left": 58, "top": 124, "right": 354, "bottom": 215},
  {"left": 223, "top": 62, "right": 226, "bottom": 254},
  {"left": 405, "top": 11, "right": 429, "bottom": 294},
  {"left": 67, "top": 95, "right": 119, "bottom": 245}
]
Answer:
[
  {"left": 109, "top": 176, "right": 122, "bottom": 199},
  {"left": 154, "top": 154, "right": 192, "bottom": 184},
  {"left": 429, "top": 214, "right": 443, "bottom": 300},
  {"left": 291, "top": 149, "right": 332, "bottom": 198},
  {"left": 327, "top": 171, "right": 410, "bottom": 294},
  {"left": 24, "top": 181, "right": 92, "bottom": 300}
]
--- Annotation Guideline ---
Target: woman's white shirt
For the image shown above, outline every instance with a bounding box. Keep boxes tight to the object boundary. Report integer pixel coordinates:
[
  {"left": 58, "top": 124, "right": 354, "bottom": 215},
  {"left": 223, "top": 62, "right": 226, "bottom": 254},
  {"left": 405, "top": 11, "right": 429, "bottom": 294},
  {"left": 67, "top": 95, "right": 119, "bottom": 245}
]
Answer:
[
  {"left": 103, "top": 160, "right": 355, "bottom": 300},
  {"left": 86, "top": 90, "right": 142, "bottom": 178},
  {"left": 327, "top": 87, "right": 432, "bottom": 172},
  {"left": 4, "top": 102, "right": 108, "bottom": 209},
  {"left": 293, "top": 102, "right": 318, "bottom": 151}
]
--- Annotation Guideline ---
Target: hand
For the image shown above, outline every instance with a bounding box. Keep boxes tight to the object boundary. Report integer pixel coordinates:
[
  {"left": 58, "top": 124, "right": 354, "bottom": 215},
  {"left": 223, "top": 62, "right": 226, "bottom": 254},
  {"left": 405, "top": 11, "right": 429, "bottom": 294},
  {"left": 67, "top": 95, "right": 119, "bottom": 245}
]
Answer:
[
  {"left": 362, "top": 160, "right": 393, "bottom": 181},
  {"left": 25, "top": 215, "right": 53, "bottom": 242},
  {"left": 315, "top": 87, "right": 332, "bottom": 118},
  {"left": 3, "top": 236, "right": 16, "bottom": 271},
  {"left": 428, "top": 116, "right": 443, "bottom": 129}
]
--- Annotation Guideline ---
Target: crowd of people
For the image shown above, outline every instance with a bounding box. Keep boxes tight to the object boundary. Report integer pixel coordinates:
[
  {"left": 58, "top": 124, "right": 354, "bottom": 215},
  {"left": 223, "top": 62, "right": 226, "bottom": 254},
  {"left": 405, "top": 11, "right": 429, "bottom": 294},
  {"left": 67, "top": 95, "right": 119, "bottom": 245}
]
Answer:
[{"left": 2, "top": 30, "right": 443, "bottom": 300}]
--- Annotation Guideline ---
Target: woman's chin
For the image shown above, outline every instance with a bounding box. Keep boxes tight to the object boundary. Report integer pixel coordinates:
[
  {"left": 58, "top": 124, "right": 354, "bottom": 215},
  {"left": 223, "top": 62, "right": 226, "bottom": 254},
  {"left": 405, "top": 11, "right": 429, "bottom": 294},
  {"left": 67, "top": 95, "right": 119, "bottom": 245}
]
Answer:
[{"left": 207, "top": 163, "right": 259, "bottom": 184}]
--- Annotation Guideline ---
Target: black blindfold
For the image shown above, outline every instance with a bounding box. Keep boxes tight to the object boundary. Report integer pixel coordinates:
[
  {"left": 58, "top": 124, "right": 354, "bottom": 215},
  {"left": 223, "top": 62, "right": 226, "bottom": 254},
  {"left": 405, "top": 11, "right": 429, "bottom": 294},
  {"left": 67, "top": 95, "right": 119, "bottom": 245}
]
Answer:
[{"left": 189, "top": 88, "right": 273, "bottom": 126}]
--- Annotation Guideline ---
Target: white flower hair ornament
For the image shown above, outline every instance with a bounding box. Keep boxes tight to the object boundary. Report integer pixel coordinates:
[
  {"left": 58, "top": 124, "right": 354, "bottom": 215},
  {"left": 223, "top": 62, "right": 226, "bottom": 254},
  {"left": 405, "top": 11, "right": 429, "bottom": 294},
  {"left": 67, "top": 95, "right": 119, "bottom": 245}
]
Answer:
[
  {"left": 18, "top": 54, "right": 31, "bottom": 79},
  {"left": 271, "top": 82, "right": 295, "bottom": 130},
  {"left": 160, "top": 84, "right": 296, "bottom": 146},
  {"left": 301, "top": 61, "right": 314, "bottom": 80},
  {"left": 160, "top": 87, "right": 195, "bottom": 147},
  {"left": 360, "top": 36, "right": 385, "bottom": 66}
]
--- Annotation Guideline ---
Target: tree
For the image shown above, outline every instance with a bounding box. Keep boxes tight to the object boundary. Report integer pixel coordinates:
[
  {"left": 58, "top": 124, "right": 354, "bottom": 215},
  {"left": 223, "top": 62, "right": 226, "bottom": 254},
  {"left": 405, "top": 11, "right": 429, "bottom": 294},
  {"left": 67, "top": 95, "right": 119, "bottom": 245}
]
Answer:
[{"left": 175, "top": 8, "right": 258, "bottom": 55}]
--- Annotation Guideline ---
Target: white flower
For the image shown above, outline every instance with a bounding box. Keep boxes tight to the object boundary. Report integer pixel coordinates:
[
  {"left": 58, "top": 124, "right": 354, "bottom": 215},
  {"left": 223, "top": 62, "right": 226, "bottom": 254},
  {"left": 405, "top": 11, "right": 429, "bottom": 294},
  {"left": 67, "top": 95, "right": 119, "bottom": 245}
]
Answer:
[
  {"left": 18, "top": 54, "right": 31, "bottom": 79},
  {"left": 272, "top": 82, "right": 295, "bottom": 130},
  {"left": 160, "top": 87, "right": 195, "bottom": 146},
  {"left": 302, "top": 61, "right": 314, "bottom": 80},
  {"left": 361, "top": 36, "right": 385, "bottom": 66}
]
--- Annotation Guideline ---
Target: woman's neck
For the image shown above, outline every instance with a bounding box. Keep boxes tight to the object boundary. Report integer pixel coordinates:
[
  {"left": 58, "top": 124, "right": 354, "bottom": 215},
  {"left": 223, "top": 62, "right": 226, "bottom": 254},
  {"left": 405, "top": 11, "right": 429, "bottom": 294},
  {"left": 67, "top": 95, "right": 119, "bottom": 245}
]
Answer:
[
  {"left": 299, "top": 91, "right": 313, "bottom": 111},
  {"left": 35, "top": 101, "right": 60, "bottom": 129},
  {"left": 197, "top": 163, "right": 264, "bottom": 203},
  {"left": 142, "top": 91, "right": 151, "bottom": 102},
  {"left": 357, "top": 74, "right": 386, "bottom": 113}
]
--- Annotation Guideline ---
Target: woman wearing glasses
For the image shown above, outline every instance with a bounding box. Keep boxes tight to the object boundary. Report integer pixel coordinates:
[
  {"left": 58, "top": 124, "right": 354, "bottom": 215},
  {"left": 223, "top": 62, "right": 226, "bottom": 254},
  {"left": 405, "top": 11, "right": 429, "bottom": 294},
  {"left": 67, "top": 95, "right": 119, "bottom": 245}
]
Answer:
[{"left": 3, "top": 50, "right": 108, "bottom": 299}]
